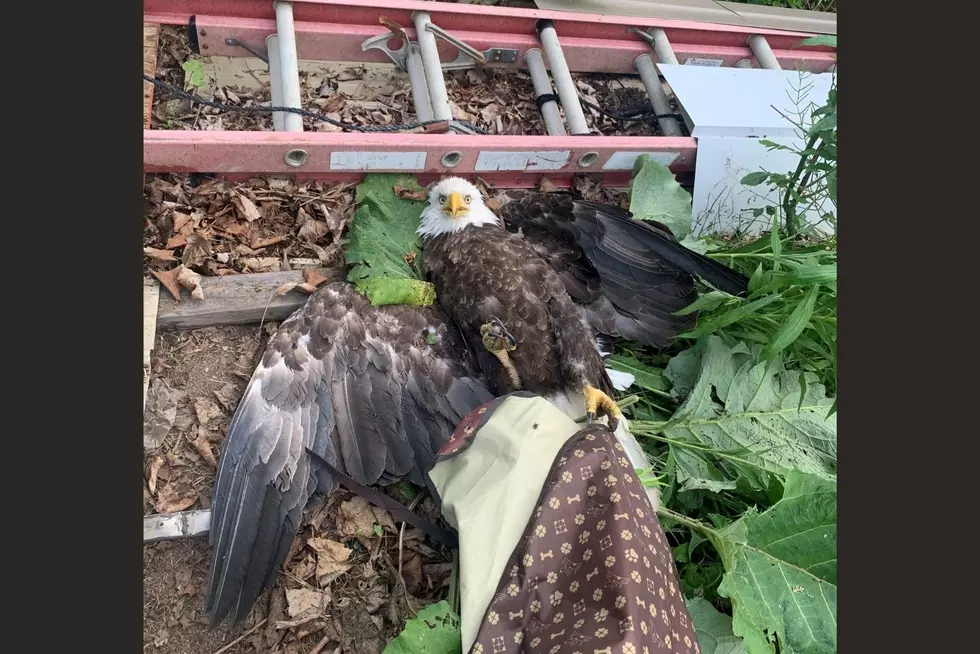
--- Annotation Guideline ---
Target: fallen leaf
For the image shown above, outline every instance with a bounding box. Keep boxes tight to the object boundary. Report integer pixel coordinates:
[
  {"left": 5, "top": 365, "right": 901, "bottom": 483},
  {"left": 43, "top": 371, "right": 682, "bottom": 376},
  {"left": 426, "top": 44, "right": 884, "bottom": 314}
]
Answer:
[
  {"left": 146, "top": 455, "right": 166, "bottom": 495},
  {"left": 144, "top": 378, "right": 178, "bottom": 448},
  {"left": 303, "top": 267, "right": 330, "bottom": 288},
  {"left": 400, "top": 552, "right": 422, "bottom": 595},
  {"left": 232, "top": 192, "right": 262, "bottom": 222},
  {"left": 175, "top": 566, "right": 196, "bottom": 596},
  {"left": 394, "top": 185, "right": 427, "bottom": 202},
  {"left": 295, "top": 205, "right": 313, "bottom": 227},
  {"left": 151, "top": 268, "right": 183, "bottom": 302},
  {"left": 308, "top": 537, "right": 353, "bottom": 584},
  {"left": 191, "top": 433, "right": 218, "bottom": 468},
  {"left": 144, "top": 246, "right": 177, "bottom": 262},
  {"left": 291, "top": 555, "right": 317, "bottom": 581},
  {"left": 372, "top": 506, "right": 397, "bottom": 533},
  {"left": 485, "top": 196, "right": 503, "bottom": 212},
  {"left": 155, "top": 481, "right": 198, "bottom": 513},
  {"left": 299, "top": 220, "right": 329, "bottom": 243},
  {"left": 251, "top": 234, "right": 287, "bottom": 249},
  {"left": 286, "top": 588, "right": 328, "bottom": 619},
  {"left": 194, "top": 397, "right": 219, "bottom": 426},
  {"left": 216, "top": 252, "right": 230, "bottom": 264},
  {"left": 175, "top": 266, "right": 205, "bottom": 300},
  {"left": 240, "top": 257, "right": 281, "bottom": 272},
  {"left": 173, "top": 212, "right": 192, "bottom": 233},
  {"left": 265, "top": 590, "right": 287, "bottom": 648},
  {"left": 181, "top": 233, "right": 213, "bottom": 268},
  {"left": 220, "top": 221, "right": 249, "bottom": 236},
  {"left": 337, "top": 496, "right": 378, "bottom": 539},
  {"left": 165, "top": 234, "right": 188, "bottom": 250},
  {"left": 539, "top": 177, "right": 559, "bottom": 193},
  {"left": 213, "top": 383, "right": 239, "bottom": 412},
  {"left": 275, "top": 282, "right": 300, "bottom": 296},
  {"left": 403, "top": 252, "right": 417, "bottom": 265},
  {"left": 153, "top": 630, "right": 170, "bottom": 647}
]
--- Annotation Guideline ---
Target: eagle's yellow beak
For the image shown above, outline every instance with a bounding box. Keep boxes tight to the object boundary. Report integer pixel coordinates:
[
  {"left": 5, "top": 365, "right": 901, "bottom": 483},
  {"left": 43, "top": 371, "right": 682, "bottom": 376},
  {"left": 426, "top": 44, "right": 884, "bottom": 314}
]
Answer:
[{"left": 444, "top": 191, "right": 469, "bottom": 218}]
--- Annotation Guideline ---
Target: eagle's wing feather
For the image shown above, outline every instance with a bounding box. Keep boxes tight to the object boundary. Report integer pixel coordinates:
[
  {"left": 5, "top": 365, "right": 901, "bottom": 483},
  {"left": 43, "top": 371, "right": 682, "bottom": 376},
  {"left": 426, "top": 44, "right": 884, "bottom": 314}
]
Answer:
[
  {"left": 496, "top": 192, "right": 749, "bottom": 347},
  {"left": 206, "top": 282, "right": 492, "bottom": 626}
]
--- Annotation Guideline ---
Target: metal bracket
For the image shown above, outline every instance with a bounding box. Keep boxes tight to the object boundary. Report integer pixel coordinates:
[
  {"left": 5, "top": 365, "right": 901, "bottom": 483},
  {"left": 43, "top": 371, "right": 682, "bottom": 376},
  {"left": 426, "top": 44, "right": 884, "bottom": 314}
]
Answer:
[
  {"left": 361, "top": 31, "right": 517, "bottom": 72},
  {"left": 224, "top": 37, "right": 270, "bottom": 65}
]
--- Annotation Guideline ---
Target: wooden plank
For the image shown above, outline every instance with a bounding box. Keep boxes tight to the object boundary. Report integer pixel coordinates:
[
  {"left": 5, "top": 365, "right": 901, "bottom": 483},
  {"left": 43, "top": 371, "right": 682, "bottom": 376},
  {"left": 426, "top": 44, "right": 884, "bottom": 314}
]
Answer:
[
  {"left": 143, "top": 280, "right": 160, "bottom": 412},
  {"left": 144, "top": 509, "right": 212, "bottom": 542},
  {"left": 144, "top": 23, "right": 160, "bottom": 129},
  {"left": 155, "top": 266, "right": 346, "bottom": 330}
]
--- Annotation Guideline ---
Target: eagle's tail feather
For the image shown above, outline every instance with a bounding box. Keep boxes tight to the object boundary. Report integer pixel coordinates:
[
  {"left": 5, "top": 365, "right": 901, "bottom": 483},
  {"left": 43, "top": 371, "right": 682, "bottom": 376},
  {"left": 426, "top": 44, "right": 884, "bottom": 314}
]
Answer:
[{"left": 549, "top": 391, "right": 661, "bottom": 512}]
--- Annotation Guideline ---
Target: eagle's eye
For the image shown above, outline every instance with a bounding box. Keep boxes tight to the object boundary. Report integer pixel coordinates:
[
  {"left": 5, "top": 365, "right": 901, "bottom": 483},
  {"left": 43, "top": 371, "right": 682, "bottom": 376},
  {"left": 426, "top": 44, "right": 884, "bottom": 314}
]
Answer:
[
  {"left": 464, "top": 195, "right": 472, "bottom": 204},
  {"left": 438, "top": 194, "right": 447, "bottom": 204}
]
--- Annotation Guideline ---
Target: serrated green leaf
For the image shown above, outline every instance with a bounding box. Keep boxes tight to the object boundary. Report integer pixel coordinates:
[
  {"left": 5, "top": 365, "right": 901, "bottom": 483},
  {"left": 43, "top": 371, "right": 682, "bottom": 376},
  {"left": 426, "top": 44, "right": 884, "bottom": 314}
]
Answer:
[
  {"left": 345, "top": 174, "right": 433, "bottom": 306},
  {"left": 686, "top": 597, "right": 746, "bottom": 654},
  {"left": 760, "top": 284, "right": 819, "bottom": 361},
  {"left": 607, "top": 355, "right": 670, "bottom": 393},
  {"left": 628, "top": 154, "right": 694, "bottom": 239},
  {"left": 658, "top": 337, "right": 837, "bottom": 482},
  {"left": 713, "top": 472, "right": 837, "bottom": 654},
  {"left": 383, "top": 601, "right": 462, "bottom": 654},
  {"left": 740, "top": 172, "right": 769, "bottom": 187},
  {"left": 672, "top": 447, "right": 738, "bottom": 493}
]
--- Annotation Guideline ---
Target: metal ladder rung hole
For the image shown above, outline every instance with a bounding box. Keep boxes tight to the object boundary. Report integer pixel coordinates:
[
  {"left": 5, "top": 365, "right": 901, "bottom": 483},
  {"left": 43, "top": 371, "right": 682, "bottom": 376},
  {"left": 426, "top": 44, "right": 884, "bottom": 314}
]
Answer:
[
  {"left": 578, "top": 152, "right": 599, "bottom": 168},
  {"left": 284, "top": 149, "right": 309, "bottom": 168},
  {"left": 441, "top": 151, "right": 463, "bottom": 168}
]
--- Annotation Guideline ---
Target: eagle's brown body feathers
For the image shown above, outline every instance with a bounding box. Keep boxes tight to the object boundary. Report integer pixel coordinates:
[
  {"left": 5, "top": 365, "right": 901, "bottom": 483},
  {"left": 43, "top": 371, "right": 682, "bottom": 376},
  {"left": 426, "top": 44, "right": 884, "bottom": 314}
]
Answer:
[{"left": 424, "top": 224, "right": 611, "bottom": 398}]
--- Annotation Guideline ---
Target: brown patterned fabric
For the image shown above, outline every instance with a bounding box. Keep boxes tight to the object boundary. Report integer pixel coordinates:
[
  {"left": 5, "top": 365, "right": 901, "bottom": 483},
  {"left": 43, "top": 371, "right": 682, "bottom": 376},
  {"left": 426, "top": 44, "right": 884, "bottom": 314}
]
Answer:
[{"left": 469, "top": 425, "right": 700, "bottom": 654}]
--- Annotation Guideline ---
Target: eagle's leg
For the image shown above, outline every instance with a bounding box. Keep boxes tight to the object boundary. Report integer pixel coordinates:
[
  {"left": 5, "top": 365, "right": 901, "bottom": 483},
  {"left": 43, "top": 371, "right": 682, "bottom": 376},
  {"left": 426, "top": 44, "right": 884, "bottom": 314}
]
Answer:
[
  {"left": 584, "top": 384, "right": 622, "bottom": 432},
  {"left": 480, "top": 317, "right": 522, "bottom": 389}
]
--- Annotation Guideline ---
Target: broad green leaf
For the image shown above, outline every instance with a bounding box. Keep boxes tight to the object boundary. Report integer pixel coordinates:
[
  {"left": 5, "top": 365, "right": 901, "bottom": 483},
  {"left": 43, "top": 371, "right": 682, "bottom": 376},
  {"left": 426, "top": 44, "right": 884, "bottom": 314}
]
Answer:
[
  {"left": 678, "top": 233, "right": 712, "bottom": 254},
  {"left": 628, "top": 154, "right": 694, "bottom": 239},
  {"left": 661, "top": 337, "right": 837, "bottom": 482},
  {"left": 796, "top": 34, "right": 837, "bottom": 49},
  {"left": 382, "top": 600, "right": 462, "bottom": 654},
  {"left": 672, "top": 447, "right": 737, "bottom": 493},
  {"left": 686, "top": 597, "right": 746, "bottom": 654},
  {"left": 740, "top": 172, "right": 769, "bottom": 187},
  {"left": 713, "top": 472, "right": 837, "bottom": 654},
  {"left": 345, "top": 174, "right": 435, "bottom": 306},
  {"left": 761, "top": 284, "right": 819, "bottom": 361},
  {"left": 663, "top": 347, "right": 702, "bottom": 400},
  {"left": 607, "top": 354, "right": 670, "bottom": 393},
  {"left": 181, "top": 60, "right": 207, "bottom": 89}
]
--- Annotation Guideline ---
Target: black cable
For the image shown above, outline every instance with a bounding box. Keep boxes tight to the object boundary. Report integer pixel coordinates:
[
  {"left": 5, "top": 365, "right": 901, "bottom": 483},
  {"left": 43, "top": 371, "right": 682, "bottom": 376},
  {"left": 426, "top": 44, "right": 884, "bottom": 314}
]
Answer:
[{"left": 143, "top": 74, "right": 489, "bottom": 134}]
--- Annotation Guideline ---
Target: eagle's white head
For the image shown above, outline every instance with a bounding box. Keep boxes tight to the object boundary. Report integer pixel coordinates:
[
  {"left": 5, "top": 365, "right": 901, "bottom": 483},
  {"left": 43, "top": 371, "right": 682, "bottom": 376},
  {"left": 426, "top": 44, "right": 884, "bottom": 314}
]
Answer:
[{"left": 417, "top": 177, "right": 501, "bottom": 239}]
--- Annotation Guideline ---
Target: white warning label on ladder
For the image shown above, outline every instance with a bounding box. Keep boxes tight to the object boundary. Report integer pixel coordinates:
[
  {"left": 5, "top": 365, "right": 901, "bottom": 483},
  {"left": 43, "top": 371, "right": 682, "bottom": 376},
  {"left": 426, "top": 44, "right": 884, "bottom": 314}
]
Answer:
[
  {"left": 474, "top": 151, "right": 571, "bottom": 172},
  {"left": 330, "top": 151, "right": 428, "bottom": 170}
]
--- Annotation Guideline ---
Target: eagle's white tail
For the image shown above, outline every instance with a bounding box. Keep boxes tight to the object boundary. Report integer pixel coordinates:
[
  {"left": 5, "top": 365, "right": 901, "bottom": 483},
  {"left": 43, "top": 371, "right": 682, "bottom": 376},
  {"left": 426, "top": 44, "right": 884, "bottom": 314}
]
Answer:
[{"left": 546, "top": 391, "right": 661, "bottom": 512}]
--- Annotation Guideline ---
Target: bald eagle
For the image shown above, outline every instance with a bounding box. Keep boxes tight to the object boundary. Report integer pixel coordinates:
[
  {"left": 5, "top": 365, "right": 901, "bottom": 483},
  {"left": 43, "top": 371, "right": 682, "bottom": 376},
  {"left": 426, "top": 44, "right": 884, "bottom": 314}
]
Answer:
[{"left": 204, "top": 177, "right": 749, "bottom": 626}]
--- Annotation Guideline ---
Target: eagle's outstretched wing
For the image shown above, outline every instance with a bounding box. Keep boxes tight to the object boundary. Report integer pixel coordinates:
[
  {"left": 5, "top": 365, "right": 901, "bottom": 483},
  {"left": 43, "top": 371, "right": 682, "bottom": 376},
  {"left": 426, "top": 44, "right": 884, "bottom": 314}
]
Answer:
[
  {"left": 205, "top": 282, "right": 492, "bottom": 626},
  {"left": 495, "top": 191, "right": 750, "bottom": 348}
]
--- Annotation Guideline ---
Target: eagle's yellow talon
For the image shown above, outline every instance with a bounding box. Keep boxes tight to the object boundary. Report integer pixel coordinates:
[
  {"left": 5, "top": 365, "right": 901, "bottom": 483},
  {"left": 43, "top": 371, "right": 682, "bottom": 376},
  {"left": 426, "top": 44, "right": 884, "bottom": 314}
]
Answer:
[{"left": 584, "top": 384, "right": 621, "bottom": 432}]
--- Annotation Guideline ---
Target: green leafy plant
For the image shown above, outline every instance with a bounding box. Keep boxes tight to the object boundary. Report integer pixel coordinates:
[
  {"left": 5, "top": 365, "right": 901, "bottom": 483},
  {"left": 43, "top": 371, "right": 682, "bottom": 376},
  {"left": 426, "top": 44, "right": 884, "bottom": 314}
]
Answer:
[
  {"left": 382, "top": 601, "right": 462, "bottom": 654},
  {"left": 345, "top": 174, "right": 437, "bottom": 306},
  {"left": 739, "top": 37, "right": 837, "bottom": 238}
]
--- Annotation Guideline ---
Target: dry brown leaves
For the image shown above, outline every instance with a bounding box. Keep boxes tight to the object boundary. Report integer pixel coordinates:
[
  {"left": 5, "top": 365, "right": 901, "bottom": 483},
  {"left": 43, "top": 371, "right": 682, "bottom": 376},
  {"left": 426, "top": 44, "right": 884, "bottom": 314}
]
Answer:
[
  {"left": 155, "top": 480, "right": 198, "bottom": 513},
  {"left": 144, "top": 176, "right": 355, "bottom": 281},
  {"left": 275, "top": 267, "right": 333, "bottom": 296}
]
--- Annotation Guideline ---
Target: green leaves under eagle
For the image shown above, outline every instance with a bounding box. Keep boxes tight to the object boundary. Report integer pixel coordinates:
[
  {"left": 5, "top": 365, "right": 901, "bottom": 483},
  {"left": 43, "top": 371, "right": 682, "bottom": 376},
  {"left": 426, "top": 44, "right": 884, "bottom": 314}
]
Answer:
[{"left": 204, "top": 178, "right": 749, "bottom": 626}]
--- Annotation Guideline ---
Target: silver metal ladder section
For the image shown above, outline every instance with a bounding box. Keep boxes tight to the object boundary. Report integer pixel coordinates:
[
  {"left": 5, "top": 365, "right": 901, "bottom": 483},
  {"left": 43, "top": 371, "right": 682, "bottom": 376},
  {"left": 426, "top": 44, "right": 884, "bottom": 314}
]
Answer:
[{"left": 262, "top": 2, "right": 835, "bottom": 139}]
